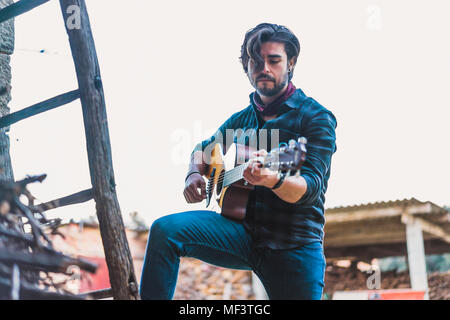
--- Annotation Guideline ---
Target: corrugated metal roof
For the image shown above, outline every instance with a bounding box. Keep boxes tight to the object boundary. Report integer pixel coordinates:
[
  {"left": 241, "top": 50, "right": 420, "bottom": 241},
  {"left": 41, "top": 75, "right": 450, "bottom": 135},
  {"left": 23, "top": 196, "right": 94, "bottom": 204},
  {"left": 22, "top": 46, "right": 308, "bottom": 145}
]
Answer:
[{"left": 325, "top": 197, "right": 448, "bottom": 214}]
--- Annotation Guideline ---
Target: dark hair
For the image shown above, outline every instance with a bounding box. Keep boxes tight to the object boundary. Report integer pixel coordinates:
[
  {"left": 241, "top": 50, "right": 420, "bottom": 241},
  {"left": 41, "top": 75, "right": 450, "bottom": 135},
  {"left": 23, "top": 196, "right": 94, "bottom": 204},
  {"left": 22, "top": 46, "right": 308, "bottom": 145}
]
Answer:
[{"left": 240, "top": 23, "right": 300, "bottom": 80}]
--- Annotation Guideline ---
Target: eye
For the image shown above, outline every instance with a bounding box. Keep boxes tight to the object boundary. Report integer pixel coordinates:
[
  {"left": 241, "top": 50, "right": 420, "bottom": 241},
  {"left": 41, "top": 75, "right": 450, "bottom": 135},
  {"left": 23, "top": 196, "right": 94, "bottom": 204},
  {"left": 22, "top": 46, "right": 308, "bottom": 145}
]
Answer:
[{"left": 269, "top": 60, "right": 281, "bottom": 64}]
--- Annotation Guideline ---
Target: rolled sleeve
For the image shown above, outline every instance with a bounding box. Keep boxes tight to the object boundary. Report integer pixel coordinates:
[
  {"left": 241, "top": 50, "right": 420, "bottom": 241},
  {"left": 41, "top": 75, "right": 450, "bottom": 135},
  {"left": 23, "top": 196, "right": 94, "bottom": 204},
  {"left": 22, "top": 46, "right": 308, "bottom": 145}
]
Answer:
[{"left": 297, "top": 110, "right": 337, "bottom": 205}]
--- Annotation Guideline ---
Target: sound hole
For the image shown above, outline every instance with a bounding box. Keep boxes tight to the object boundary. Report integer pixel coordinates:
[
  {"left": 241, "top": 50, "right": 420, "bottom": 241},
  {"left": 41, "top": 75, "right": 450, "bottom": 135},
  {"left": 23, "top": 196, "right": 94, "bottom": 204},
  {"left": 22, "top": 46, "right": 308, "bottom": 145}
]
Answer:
[{"left": 216, "top": 170, "right": 225, "bottom": 195}]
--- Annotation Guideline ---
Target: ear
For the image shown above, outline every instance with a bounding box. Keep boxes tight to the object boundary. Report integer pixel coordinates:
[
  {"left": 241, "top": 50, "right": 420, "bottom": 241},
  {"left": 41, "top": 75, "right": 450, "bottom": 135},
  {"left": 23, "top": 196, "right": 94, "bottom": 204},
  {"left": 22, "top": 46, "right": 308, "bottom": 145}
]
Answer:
[{"left": 288, "top": 56, "right": 297, "bottom": 71}]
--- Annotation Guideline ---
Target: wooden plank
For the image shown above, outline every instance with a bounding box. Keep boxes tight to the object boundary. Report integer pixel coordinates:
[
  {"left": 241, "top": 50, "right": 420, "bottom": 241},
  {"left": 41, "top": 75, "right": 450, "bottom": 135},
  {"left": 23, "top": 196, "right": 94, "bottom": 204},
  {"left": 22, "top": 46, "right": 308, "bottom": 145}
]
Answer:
[
  {"left": 0, "top": 276, "right": 85, "bottom": 300},
  {"left": 402, "top": 214, "right": 450, "bottom": 244},
  {"left": 0, "top": 0, "right": 50, "bottom": 24},
  {"left": 31, "top": 188, "right": 93, "bottom": 212},
  {"left": 0, "top": 248, "right": 98, "bottom": 273},
  {"left": 59, "top": 0, "right": 139, "bottom": 300},
  {"left": 325, "top": 202, "right": 443, "bottom": 224},
  {"left": 0, "top": 89, "right": 80, "bottom": 129},
  {"left": 83, "top": 288, "right": 113, "bottom": 300}
]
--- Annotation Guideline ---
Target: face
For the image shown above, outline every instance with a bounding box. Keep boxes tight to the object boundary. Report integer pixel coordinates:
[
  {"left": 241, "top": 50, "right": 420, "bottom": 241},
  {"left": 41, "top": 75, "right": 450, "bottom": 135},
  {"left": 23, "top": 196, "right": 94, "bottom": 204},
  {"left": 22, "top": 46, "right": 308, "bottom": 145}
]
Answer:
[{"left": 247, "top": 41, "right": 294, "bottom": 97}]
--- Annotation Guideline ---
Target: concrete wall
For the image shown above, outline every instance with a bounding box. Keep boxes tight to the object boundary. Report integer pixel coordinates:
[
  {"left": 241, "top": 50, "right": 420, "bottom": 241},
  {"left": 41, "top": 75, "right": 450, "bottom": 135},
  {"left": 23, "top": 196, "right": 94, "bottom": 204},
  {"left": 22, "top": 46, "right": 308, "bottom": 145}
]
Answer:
[{"left": 0, "top": 0, "right": 14, "bottom": 181}]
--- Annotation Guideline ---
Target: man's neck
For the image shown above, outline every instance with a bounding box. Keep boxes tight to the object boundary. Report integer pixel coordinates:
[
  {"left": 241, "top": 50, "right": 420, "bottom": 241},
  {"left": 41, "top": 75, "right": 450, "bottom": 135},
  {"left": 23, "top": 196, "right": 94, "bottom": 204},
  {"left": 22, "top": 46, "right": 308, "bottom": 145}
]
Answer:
[{"left": 259, "top": 82, "right": 288, "bottom": 105}]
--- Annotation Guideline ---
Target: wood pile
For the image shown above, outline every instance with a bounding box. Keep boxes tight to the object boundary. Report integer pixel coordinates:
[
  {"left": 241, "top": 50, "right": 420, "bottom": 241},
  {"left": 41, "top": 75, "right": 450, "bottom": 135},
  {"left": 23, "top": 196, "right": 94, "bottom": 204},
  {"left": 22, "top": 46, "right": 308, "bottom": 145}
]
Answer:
[
  {"left": 0, "top": 175, "right": 97, "bottom": 299},
  {"left": 174, "top": 257, "right": 255, "bottom": 300},
  {"left": 324, "top": 263, "right": 450, "bottom": 300},
  {"left": 161, "top": 255, "right": 450, "bottom": 300}
]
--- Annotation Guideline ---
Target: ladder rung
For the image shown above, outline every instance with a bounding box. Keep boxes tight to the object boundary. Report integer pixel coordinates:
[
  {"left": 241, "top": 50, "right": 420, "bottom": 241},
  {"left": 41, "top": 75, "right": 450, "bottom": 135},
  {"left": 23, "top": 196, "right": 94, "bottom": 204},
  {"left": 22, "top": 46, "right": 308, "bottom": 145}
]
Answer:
[
  {"left": 82, "top": 288, "right": 113, "bottom": 300},
  {"left": 31, "top": 188, "right": 93, "bottom": 212},
  {"left": 0, "top": 89, "right": 80, "bottom": 129},
  {"left": 0, "top": 0, "right": 50, "bottom": 25}
]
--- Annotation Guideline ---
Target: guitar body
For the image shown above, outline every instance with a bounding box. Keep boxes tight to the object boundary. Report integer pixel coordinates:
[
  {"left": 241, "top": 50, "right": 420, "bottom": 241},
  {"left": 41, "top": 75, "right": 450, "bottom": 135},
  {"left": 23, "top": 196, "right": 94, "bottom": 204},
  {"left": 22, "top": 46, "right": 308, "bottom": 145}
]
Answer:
[
  {"left": 205, "top": 143, "right": 255, "bottom": 220},
  {"left": 203, "top": 138, "right": 307, "bottom": 221}
]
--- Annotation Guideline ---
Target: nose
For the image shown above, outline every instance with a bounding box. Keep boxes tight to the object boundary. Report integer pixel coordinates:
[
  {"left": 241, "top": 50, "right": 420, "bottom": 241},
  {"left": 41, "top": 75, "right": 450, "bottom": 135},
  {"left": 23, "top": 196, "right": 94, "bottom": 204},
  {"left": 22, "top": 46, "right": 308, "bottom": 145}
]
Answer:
[{"left": 263, "top": 61, "right": 271, "bottom": 73}]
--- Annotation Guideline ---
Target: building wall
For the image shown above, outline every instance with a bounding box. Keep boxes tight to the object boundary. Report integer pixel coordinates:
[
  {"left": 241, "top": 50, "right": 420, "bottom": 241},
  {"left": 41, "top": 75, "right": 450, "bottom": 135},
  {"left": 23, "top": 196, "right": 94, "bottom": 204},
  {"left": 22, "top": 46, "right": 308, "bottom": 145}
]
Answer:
[
  {"left": 0, "top": 0, "right": 15, "bottom": 181},
  {"left": 49, "top": 223, "right": 148, "bottom": 292},
  {"left": 50, "top": 223, "right": 255, "bottom": 299}
]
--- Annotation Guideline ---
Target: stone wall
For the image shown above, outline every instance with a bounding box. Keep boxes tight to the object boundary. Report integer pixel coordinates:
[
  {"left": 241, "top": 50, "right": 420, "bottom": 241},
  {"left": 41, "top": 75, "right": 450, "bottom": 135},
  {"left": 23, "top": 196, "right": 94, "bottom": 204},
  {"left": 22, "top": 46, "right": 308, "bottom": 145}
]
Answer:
[{"left": 0, "top": 0, "right": 14, "bottom": 181}]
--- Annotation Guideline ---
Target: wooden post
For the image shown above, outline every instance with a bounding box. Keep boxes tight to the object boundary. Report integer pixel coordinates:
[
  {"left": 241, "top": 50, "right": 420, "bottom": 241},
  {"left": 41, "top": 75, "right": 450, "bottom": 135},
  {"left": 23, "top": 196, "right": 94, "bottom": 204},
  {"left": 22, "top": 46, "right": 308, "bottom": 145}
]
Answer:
[
  {"left": 0, "top": 0, "right": 14, "bottom": 182},
  {"left": 403, "top": 215, "right": 429, "bottom": 299},
  {"left": 59, "top": 0, "right": 139, "bottom": 299}
]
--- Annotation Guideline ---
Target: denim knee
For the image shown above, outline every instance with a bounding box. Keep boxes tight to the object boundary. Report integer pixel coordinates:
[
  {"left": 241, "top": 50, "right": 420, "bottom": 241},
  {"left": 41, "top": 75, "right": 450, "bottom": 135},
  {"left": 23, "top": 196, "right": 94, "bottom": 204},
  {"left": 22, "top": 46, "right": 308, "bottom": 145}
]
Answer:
[
  {"left": 147, "top": 215, "right": 185, "bottom": 255},
  {"left": 149, "top": 216, "right": 173, "bottom": 241}
]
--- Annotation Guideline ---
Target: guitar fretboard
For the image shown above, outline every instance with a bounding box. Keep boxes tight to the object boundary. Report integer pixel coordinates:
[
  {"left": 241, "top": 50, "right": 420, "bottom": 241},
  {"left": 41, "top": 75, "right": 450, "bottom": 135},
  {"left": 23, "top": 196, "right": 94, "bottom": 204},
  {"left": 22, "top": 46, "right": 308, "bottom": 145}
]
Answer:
[{"left": 223, "top": 163, "right": 249, "bottom": 187}]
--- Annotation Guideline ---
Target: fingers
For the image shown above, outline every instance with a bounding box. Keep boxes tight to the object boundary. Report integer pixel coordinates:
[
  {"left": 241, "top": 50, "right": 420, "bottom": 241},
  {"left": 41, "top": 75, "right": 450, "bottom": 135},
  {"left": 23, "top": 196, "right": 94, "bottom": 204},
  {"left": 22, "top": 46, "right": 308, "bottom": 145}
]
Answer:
[
  {"left": 199, "top": 179, "right": 206, "bottom": 199},
  {"left": 183, "top": 189, "right": 192, "bottom": 203},
  {"left": 251, "top": 149, "right": 268, "bottom": 158},
  {"left": 243, "top": 169, "right": 254, "bottom": 185},
  {"left": 246, "top": 159, "right": 262, "bottom": 175},
  {"left": 183, "top": 188, "right": 195, "bottom": 203},
  {"left": 243, "top": 161, "right": 259, "bottom": 185},
  {"left": 190, "top": 183, "right": 204, "bottom": 202},
  {"left": 183, "top": 177, "right": 206, "bottom": 203}
]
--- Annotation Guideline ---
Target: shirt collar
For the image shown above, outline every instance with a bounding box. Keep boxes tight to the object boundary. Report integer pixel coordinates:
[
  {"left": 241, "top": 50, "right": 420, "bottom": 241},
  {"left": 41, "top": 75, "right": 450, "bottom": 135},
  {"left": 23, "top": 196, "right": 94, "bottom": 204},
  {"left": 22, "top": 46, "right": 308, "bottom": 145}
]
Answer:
[
  {"left": 284, "top": 88, "right": 307, "bottom": 109},
  {"left": 249, "top": 88, "right": 307, "bottom": 110}
]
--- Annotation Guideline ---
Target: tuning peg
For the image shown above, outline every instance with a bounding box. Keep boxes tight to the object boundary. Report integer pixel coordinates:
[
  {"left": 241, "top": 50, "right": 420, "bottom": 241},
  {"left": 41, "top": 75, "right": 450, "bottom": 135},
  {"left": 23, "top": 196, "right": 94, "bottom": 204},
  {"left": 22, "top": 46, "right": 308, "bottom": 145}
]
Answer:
[
  {"left": 288, "top": 139, "right": 296, "bottom": 149},
  {"left": 298, "top": 137, "right": 307, "bottom": 144}
]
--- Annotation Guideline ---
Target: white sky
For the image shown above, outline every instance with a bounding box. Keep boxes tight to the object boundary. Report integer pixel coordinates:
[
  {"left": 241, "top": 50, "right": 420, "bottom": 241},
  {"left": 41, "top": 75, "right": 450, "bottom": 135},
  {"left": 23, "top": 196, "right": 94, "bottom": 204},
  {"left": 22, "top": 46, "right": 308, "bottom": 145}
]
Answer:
[{"left": 7, "top": 0, "right": 450, "bottom": 227}]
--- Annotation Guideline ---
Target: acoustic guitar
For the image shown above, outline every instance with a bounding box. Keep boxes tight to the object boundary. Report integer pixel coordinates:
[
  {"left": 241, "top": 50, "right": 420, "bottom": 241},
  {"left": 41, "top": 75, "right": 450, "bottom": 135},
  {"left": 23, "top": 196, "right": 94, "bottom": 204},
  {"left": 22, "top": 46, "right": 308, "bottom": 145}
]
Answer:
[{"left": 204, "top": 137, "right": 307, "bottom": 220}]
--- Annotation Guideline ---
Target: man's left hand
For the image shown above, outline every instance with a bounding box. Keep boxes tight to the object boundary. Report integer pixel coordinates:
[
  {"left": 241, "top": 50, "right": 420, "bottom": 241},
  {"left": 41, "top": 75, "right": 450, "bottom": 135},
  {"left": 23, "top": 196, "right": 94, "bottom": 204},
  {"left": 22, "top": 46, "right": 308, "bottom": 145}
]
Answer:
[{"left": 243, "top": 149, "right": 278, "bottom": 188}]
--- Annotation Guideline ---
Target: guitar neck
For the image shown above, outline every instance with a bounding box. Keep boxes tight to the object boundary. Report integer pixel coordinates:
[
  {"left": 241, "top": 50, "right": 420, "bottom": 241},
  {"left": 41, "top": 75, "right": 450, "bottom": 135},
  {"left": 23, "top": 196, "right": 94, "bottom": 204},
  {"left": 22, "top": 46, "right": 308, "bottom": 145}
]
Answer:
[{"left": 223, "top": 163, "right": 248, "bottom": 187}]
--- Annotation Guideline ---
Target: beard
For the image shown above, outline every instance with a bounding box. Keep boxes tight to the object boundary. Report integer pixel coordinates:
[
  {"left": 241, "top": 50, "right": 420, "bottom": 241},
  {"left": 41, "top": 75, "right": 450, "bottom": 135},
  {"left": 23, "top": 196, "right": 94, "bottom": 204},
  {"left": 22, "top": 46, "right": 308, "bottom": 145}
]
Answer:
[{"left": 252, "top": 73, "right": 289, "bottom": 97}]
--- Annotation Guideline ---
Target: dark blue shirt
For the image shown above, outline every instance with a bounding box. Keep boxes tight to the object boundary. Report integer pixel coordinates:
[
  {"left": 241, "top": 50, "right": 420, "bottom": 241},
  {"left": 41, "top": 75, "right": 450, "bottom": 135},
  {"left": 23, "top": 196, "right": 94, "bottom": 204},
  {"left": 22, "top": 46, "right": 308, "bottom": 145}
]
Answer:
[{"left": 195, "top": 88, "right": 337, "bottom": 249}]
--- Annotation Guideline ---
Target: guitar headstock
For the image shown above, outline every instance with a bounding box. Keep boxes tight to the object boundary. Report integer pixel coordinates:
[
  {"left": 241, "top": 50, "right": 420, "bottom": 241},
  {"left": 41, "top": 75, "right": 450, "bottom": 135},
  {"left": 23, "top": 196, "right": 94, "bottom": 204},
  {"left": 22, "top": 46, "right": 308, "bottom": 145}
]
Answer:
[{"left": 264, "top": 137, "right": 307, "bottom": 175}]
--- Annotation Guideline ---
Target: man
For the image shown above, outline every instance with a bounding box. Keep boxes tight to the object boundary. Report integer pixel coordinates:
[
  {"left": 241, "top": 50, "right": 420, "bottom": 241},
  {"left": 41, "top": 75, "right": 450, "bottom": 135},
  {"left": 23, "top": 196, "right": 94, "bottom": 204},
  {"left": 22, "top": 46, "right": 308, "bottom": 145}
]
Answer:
[{"left": 140, "top": 23, "right": 337, "bottom": 300}]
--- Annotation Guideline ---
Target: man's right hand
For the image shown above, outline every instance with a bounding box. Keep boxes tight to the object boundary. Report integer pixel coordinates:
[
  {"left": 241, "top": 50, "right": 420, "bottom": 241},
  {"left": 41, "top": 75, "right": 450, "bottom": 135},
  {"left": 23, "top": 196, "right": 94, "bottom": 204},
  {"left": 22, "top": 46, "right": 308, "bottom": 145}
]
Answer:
[{"left": 183, "top": 173, "right": 206, "bottom": 203}]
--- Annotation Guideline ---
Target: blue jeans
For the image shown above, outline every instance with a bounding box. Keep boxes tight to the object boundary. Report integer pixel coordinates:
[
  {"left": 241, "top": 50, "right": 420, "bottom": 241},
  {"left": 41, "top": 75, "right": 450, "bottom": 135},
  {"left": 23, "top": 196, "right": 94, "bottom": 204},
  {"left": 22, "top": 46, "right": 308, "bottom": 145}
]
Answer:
[{"left": 139, "top": 210, "right": 325, "bottom": 300}]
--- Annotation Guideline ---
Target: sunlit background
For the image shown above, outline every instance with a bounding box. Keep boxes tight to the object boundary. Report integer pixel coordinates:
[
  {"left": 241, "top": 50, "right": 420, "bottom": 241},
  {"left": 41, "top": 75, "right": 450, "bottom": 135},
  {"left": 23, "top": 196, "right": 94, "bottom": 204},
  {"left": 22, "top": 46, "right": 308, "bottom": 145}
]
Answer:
[{"left": 8, "top": 0, "right": 450, "bottom": 227}]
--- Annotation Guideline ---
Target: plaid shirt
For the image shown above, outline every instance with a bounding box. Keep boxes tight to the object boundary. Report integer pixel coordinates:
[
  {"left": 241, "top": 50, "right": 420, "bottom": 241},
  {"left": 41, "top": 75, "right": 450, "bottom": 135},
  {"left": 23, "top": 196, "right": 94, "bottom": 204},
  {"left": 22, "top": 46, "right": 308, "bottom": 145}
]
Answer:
[{"left": 195, "top": 88, "right": 337, "bottom": 250}]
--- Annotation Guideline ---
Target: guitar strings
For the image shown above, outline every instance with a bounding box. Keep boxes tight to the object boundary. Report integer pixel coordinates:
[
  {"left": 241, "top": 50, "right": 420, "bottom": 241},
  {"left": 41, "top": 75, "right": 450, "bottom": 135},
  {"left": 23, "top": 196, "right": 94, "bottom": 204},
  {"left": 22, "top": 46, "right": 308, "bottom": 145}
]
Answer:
[
  {"left": 215, "top": 164, "right": 248, "bottom": 187},
  {"left": 213, "top": 153, "right": 286, "bottom": 187},
  {"left": 207, "top": 160, "right": 250, "bottom": 194}
]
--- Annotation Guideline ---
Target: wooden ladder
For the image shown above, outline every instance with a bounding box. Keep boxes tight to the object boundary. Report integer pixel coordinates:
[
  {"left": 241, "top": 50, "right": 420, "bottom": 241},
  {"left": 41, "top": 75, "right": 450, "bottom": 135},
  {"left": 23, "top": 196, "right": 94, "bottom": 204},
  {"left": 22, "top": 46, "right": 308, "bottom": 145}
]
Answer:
[{"left": 0, "top": 0, "right": 139, "bottom": 300}]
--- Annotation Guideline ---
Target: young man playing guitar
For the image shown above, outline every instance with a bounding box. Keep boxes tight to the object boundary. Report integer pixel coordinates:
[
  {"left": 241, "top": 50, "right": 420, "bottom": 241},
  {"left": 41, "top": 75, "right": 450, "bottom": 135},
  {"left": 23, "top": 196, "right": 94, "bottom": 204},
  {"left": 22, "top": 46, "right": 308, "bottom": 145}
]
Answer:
[{"left": 140, "top": 23, "right": 337, "bottom": 300}]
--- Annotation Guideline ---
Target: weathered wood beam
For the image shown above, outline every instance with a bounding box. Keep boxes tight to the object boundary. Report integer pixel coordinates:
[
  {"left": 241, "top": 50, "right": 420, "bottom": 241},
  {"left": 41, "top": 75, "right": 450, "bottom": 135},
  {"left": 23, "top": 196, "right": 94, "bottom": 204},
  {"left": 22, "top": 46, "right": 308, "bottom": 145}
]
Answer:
[
  {"left": 0, "top": 276, "right": 85, "bottom": 300},
  {"left": 0, "top": 89, "right": 80, "bottom": 129},
  {"left": 402, "top": 214, "right": 450, "bottom": 244},
  {"left": 82, "top": 287, "right": 113, "bottom": 300},
  {"left": 30, "top": 188, "right": 93, "bottom": 212},
  {"left": 0, "top": 0, "right": 50, "bottom": 24},
  {"left": 59, "top": 0, "right": 139, "bottom": 300},
  {"left": 0, "top": 249, "right": 97, "bottom": 273}
]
